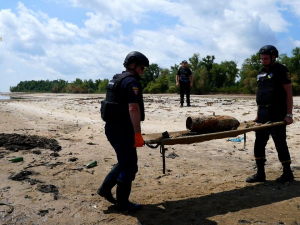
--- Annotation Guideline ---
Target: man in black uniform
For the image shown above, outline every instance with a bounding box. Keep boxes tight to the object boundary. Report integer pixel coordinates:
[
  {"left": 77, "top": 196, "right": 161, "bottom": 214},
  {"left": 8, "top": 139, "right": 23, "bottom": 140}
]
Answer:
[
  {"left": 246, "top": 45, "right": 294, "bottom": 183},
  {"left": 176, "top": 60, "right": 193, "bottom": 107},
  {"left": 98, "top": 51, "right": 149, "bottom": 212}
]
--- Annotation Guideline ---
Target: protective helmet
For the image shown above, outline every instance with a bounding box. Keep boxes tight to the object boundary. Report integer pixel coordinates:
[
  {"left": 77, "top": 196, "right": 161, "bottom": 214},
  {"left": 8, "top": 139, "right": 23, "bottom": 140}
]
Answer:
[
  {"left": 258, "top": 45, "right": 279, "bottom": 58},
  {"left": 123, "top": 51, "right": 149, "bottom": 68}
]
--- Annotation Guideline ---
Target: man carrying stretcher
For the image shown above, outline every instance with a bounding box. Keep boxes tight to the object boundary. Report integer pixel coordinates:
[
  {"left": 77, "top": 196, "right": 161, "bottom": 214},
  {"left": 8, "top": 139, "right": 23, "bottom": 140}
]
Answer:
[{"left": 246, "top": 45, "right": 294, "bottom": 184}]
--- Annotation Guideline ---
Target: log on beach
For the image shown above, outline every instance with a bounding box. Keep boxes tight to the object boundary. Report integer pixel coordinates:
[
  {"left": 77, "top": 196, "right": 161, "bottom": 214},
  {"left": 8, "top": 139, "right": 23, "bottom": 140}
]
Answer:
[{"left": 186, "top": 115, "right": 240, "bottom": 133}]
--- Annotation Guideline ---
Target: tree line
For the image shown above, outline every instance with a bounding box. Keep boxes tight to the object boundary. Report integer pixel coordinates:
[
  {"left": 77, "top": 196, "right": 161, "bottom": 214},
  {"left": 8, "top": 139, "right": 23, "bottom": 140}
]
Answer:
[{"left": 10, "top": 47, "right": 300, "bottom": 95}]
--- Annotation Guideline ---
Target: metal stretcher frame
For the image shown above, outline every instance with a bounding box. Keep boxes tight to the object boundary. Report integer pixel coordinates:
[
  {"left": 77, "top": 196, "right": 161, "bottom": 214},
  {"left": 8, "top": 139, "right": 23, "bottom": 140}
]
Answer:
[{"left": 144, "top": 121, "right": 285, "bottom": 174}]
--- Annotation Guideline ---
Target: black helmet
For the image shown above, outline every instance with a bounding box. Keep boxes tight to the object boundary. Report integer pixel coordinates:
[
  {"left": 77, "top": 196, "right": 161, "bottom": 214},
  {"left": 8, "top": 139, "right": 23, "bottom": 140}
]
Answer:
[
  {"left": 258, "top": 45, "right": 279, "bottom": 57},
  {"left": 123, "top": 51, "right": 149, "bottom": 68}
]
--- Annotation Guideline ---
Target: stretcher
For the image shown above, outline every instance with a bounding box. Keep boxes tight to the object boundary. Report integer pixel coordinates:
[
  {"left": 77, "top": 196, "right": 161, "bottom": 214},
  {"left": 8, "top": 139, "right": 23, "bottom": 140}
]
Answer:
[{"left": 144, "top": 121, "right": 286, "bottom": 174}]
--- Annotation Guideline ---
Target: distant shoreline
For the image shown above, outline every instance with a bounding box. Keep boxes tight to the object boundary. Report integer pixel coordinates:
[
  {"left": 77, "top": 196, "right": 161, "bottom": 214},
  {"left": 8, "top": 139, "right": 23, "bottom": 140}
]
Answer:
[{"left": 0, "top": 92, "right": 256, "bottom": 100}]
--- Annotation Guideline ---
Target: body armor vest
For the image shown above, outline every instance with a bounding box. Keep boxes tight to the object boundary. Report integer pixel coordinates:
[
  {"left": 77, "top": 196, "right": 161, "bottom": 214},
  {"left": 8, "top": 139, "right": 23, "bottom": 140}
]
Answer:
[
  {"left": 101, "top": 72, "right": 144, "bottom": 122},
  {"left": 256, "top": 73, "right": 277, "bottom": 107}
]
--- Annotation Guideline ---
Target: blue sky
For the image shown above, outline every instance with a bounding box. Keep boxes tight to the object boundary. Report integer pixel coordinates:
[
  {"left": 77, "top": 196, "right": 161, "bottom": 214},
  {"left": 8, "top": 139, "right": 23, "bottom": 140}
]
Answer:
[{"left": 0, "top": 0, "right": 300, "bottom": 92}]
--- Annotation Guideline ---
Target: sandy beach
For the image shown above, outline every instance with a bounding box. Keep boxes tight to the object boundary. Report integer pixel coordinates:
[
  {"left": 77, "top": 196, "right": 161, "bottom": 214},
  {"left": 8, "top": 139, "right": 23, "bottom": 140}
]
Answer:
[{"left": 1, "top": 92, "right": 300, "bottom": 225}]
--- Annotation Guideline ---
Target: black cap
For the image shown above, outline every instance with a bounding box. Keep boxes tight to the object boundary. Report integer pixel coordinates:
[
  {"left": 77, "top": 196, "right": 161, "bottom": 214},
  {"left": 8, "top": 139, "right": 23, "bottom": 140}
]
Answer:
[{"left": 182, "top": 60, "right": 187, "bottom": 63}]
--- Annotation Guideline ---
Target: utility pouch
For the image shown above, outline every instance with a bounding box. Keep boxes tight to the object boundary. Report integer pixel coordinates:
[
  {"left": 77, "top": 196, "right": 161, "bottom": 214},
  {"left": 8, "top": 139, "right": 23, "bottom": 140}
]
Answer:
[{"left": 100, "top": 100, "right": 120, "bottom": 122}]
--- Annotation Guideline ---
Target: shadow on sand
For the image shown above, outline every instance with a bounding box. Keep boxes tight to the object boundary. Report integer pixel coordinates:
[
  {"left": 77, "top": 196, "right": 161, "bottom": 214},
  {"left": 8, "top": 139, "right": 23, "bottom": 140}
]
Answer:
[{"left": 104, "top": 180, "right": 300, "bottom": 224}]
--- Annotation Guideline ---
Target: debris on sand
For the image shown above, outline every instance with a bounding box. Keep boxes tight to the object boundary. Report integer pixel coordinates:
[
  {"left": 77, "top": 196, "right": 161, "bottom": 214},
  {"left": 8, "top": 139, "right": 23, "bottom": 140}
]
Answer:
[
  {"left": 50, "top": 152, "right": 60, "bottom": 157},
  {"left": 37, "top": 209, "right": 49, "bottom": 217},
  {"left": 0, "top": 133, "right": 61, "bottom": 152},
  {"left": 9, "top": 170, "right": 43, "bottom": 185},
  {"left": 37, "top": 184, "right": 59, "bottom": 200},
  {"left": 9, "top": 170, "right": 35, "bottom": 181},
  {"left": 166, "top": 152, "right": 179, "bottom": 159},
  {"left": 68, "top": 157, "right": 78, "bottom": 162},
  {"left": 0, "top": 202, "right": 14, "bottom": 214}
]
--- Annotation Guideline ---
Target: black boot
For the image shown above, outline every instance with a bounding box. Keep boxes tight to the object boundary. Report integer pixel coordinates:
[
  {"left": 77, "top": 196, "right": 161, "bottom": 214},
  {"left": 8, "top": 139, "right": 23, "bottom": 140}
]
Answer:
[
  {"left": 97, "top": 164, "right": 120, "bottom": 204},
  {"left": 276, "top": 163, "right": 294, "bottom": 183},
  {"left": 116, "top": 180, "right": 142, "bottom": 213},
  {"left": 246, "top": 159, "right": 266, "bottom": 183}
]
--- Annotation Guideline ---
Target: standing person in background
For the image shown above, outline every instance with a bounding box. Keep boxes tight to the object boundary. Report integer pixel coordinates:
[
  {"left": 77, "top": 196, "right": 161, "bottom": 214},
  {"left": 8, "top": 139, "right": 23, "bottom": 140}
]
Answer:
[
  {"left": 246, "top": 45, "right": 294, "bottom": 184},
  {"left": 176, "top": 60, "right": 193, "bottom": 107},
  {"left": 98, "top": 51, "right": 149, "bottom": 213}
]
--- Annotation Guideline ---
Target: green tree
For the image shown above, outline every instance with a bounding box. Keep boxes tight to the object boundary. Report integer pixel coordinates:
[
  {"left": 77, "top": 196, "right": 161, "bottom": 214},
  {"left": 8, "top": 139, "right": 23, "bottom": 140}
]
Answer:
[
  {"left": 141, "top": 64, "right": 160, "bottom": 88},
  {"left": 219, "top": 61, "right": 239, "bottom": 87},
  {"left": 98, "top": 79, "right": 109, "bottom": 93},
  {"left": 239, "top": 54, "right": 261, "bottom": 93},
  {"left": 192, "top": 67, "right": 209, "bottom": 94},
  {"left": 200, "top": 55, "right": 215, "bottom": 87},
  {"left": 189, "top": 53, "right": 202, "bottom": 71},
  {"left": 211, "top": 63, "right": 227, "bottom": 88}
]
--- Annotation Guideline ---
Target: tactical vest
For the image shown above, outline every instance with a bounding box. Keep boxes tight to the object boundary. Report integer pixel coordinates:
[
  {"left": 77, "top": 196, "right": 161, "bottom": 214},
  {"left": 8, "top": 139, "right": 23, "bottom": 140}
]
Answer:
[
  {"left": 100, "top": 72, "right": 144, "bottom": 122},
  {"left": 256, "top": 72, "right": 277, "bottom": 107}
]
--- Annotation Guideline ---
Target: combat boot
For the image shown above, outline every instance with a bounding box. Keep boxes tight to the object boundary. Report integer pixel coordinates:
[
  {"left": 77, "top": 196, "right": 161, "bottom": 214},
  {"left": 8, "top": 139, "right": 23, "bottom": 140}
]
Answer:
[
  {"left": 246, "top": 173, "right": 266, "bottom": 183},
  {"left": 246, "top": 159, "right": 266, "bottom": 183},
  {"left": 116, "top": 180, "right": 142, "bottom": 213},
  {"left": 276, "top": 163, "right": 294, "bottom": 183},
  {"left": 97, "top": 164, "right": 120, "bottom": 204}
]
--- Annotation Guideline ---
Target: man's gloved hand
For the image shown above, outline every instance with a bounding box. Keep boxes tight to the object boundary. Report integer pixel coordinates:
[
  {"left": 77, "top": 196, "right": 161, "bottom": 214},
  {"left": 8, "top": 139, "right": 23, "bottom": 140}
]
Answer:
[{"left": 134, "top": 133, "right": 144, "bottom": 147}]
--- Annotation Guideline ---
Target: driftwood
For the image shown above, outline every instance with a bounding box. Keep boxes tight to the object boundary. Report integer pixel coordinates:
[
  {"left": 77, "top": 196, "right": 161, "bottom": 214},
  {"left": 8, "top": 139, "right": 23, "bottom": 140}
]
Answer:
[{"left": 186, "top": 115, "right": 240, "bottom": 133}]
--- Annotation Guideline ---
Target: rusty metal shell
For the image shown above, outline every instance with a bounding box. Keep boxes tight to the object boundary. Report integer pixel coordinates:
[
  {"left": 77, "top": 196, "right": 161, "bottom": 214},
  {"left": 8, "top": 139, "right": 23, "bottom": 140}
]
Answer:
[{"left": 186, "top": 115, "right": 240, "bottom": 133}]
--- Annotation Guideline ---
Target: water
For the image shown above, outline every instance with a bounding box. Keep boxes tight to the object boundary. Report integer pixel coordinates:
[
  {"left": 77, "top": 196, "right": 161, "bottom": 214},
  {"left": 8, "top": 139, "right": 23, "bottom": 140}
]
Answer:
[
  {"left": 0, "top": 94, "right": 26, "bottom": 100},
  {"left": 0, "top": 95, "right": 10, "bottom": 100}
]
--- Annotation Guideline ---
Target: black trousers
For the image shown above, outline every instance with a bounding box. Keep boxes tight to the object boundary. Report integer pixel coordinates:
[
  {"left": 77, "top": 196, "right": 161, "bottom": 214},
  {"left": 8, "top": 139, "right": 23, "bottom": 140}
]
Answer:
[
  {"left": 105, "top": 122, "right": 138, "bottom": 182},
  {"left": 179, "top": 81, "right": 190, "bottom": 104},
  {"left": 254, "top": 125, "right": 291, "bottom": 163},
  {"left": 254, "top": 106, "right": 291, "bottom": 163}
]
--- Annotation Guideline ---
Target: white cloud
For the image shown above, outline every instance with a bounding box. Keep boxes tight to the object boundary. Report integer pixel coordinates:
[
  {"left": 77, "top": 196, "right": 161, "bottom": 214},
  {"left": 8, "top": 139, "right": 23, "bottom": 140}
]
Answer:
[
  {"left": 5, "top": 69, "right": 15, "bottom": 74},
  {"left": 69, "top": 0, "right": 146, "bottom": 23},
  {"left": 281, "top": 0, "right": 300, "bottom": 18},
  {"left": 66, "top": 0, "right": 295, "bottom": 65},
  {"left": 0, "top": 2, "right": 130, "bottom": 92},
  {"left": 84, "top": 12, "right": 121, "bottom": 37},
  {"left": 0, "top": 0, "right": 300, "bottom": 92}
]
